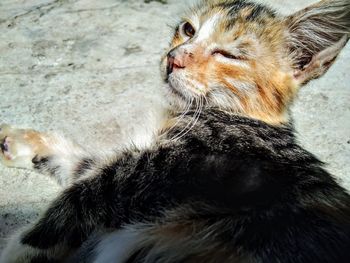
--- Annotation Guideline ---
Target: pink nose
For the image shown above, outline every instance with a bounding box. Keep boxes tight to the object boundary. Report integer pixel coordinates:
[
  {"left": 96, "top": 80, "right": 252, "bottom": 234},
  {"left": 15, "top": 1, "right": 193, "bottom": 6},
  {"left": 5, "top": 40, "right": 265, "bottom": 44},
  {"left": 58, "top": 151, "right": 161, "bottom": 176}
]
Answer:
[{"left": 166, "top": 49, "right": 191, "bottom": 75}]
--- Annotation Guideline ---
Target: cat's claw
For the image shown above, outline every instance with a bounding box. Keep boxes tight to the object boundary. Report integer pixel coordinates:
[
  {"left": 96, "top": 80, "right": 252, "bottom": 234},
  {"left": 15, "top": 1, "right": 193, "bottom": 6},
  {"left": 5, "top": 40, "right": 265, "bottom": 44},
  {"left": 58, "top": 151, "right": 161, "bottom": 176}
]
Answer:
[{"left": 0, "top": 136, "right": 10, "bottom": 157}]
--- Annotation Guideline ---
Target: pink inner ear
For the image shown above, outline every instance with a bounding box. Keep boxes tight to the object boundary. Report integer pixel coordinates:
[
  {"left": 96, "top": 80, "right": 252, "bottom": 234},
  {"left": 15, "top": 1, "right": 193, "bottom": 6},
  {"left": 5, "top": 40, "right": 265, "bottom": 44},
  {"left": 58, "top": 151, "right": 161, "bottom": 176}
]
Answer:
[{"left": 293, "top": 36, "right": 349, "bottom": 85}]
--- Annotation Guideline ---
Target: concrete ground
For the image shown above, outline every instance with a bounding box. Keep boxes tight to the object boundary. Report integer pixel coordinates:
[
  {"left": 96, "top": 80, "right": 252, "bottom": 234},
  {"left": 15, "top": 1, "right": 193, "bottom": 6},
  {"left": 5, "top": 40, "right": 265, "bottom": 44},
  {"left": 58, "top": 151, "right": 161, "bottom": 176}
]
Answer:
[{"left": 0, "top": 0, "right": 349, "bottom": 252}]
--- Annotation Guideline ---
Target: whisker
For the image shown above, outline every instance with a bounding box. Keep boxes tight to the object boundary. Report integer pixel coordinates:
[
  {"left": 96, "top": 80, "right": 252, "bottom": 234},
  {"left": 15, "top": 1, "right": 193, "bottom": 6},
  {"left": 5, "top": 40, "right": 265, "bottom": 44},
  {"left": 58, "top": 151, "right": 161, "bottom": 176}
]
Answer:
[
  {"left": 172, "top": 95, "right": 203, "bottom": 142},
  {"left": 202, "top": 94, "right": 209, "bottom": 107},
  {"left": 170, "top": 96, "right": 199, "bottom": 141},
  {"left": 169, "top": 97, "right": 193, "bottom": 132}
]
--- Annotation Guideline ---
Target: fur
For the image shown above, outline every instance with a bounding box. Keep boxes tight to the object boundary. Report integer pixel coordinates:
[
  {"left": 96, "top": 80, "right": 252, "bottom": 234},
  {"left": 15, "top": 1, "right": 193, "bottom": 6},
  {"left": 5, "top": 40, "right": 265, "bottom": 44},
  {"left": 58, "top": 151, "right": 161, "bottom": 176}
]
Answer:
[{"left": 1, "top": 0, "right": 350, "bottom": 262}]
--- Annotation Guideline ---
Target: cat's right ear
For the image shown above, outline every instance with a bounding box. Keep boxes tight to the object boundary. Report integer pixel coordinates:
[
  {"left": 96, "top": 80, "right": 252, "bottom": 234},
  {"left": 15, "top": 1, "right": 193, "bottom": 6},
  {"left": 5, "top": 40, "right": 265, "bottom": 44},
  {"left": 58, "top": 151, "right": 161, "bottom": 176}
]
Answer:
[{"left": 285, "top": 0, "right": 350, "bottom": 85}]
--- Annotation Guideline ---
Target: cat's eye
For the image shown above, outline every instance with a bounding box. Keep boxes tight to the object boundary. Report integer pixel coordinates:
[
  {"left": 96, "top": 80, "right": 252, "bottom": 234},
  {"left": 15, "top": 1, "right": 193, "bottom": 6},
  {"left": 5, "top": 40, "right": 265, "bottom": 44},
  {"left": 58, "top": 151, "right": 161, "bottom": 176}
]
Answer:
[
  {"left": 212, "top": 50, "right": 242, "bottom": 60},
  {"left": 182, "top": 22, "right": 195, "bottom": 38}
]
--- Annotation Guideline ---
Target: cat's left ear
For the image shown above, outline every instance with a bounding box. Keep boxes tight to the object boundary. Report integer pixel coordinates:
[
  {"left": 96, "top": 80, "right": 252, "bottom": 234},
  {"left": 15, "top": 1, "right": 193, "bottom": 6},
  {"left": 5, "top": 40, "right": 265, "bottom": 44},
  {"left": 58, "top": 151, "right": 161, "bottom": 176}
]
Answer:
[{"left": 285, "top": 0, "right": 350, "bottom": 85}]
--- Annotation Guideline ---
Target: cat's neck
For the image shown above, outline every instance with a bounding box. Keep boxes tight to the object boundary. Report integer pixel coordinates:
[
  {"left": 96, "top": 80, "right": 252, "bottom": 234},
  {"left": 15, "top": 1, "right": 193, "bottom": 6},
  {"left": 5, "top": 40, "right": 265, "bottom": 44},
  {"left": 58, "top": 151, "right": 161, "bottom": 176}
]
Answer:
[
  {"left": 163, "top": 106, "right": 290, "bottom": 130},
  {"left": 159, "top": 107, "right": 292, "bottom": 140}
]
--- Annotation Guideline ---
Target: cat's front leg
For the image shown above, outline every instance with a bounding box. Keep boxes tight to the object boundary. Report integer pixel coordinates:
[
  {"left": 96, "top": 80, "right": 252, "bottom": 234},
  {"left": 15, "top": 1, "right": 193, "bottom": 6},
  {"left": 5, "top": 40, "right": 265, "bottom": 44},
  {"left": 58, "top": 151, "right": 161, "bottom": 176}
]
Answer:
[{"left": 0, "top": 124, "right": 92, "bottom": 186}]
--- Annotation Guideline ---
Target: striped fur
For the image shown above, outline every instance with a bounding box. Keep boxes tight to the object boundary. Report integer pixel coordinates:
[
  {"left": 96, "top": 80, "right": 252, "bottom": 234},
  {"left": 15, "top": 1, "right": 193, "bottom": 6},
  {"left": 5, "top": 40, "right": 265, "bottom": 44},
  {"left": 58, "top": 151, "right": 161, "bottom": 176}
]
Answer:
[{"left": 1, "top": 1, "right": 350, "bottom": 263}]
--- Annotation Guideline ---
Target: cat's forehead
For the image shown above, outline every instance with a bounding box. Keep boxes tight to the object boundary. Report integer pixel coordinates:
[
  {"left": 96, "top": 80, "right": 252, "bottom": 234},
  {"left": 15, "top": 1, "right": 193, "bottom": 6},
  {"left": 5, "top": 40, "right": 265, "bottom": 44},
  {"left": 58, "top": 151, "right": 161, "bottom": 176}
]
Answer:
[{"left": 185, "top": 0, "right": 278, "bottom": 36}]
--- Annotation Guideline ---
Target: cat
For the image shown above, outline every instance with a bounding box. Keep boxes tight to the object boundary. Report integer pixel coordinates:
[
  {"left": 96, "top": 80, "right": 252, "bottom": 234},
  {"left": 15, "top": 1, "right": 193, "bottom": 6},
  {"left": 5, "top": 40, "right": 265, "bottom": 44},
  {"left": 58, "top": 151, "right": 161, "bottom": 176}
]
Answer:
[{"left": 1, "top": 0, "right": 350, "bottom": 262}]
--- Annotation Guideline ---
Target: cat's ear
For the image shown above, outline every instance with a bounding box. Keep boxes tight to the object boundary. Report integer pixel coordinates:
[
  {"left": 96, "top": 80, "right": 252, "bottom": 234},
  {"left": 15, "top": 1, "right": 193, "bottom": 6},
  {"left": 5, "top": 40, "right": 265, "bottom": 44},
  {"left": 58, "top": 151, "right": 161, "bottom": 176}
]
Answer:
[{"left": 285, "top": 0, "right": 350, "bottom": 85}]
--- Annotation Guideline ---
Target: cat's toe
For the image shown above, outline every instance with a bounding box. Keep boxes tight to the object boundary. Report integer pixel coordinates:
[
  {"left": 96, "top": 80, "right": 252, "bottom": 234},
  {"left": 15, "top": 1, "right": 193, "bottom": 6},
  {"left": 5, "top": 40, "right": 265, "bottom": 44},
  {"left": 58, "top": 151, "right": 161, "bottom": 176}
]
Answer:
[
  {"left": 0, "top": 136, "right": 13, "bottom": 161},
  {"left": 0, "top": 137, "right": 8, "bottom": 152}
]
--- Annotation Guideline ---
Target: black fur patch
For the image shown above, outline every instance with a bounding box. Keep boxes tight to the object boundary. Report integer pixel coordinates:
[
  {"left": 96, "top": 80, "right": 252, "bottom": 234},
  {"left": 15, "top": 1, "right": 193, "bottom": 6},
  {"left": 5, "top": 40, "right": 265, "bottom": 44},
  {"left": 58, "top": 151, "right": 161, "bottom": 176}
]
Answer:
[
  {"left": 32, "top": 155, "right": 59, "bottom": 179},
  {"left": 74, "top": 158, "right": 95, "bottom": 177},
  {"left": 22, "top": 109, "right": 350, "bottom": 262},
  {"left": 32, "top": 155, "right": 50, "bottom": 170},
  {"left": 218, "top": 0, "right": 276, "bottom": 20},
  {"left": 29, "top": 255, "right": 60, "bottom": 263}
]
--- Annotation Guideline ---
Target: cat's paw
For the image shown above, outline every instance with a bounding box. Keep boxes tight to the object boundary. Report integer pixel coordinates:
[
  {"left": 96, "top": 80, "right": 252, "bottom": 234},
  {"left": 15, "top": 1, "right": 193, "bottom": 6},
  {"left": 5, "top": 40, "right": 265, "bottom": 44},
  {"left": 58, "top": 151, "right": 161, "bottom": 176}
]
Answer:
[{"left": 0, "top": 124, "right": 45, "bottom": 169}]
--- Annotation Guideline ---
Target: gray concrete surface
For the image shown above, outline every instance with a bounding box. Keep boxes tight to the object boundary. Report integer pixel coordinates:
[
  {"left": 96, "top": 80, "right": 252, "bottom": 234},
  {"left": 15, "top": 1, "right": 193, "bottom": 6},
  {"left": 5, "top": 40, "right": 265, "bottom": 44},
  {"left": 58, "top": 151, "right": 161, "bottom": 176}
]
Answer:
[{"left": 0, "top": 0, "right": 349, "bottom": 252}]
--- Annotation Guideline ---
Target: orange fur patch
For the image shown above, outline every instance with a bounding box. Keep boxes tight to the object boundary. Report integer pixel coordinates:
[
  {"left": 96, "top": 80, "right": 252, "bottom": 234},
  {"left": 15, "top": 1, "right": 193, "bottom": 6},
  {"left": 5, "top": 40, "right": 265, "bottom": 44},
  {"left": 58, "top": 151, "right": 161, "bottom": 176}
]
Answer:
[{"left": 164, "top": 2, "right": 300, "bottom": 125}]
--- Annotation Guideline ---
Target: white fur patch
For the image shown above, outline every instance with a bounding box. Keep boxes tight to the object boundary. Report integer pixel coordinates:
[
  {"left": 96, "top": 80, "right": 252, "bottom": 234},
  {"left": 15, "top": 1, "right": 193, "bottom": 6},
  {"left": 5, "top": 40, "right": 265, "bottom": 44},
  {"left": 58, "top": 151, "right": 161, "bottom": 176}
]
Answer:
[
  {"left": 92, "top": 229, "right": 140, "bottom": 263},
  {"left": 215, "top": 55, "right": 251, "bottom": 69},
  {"left": 196, "top": 15, "right": 221, "bottom": 42},
  {"left": 189, "top": 14, "right": 200, "bottom": 31},
  {"left": 224, "top": 78, "right": 257, "bottom": 95},
  {"left": 191, "top": 79, "right": 206, "bottom": 93},
  {"left": 39, "top": 133, "right": 87, "bottom": 186},
  {"left": 208, "top": 83, "right": 245, "bottom": 113}
]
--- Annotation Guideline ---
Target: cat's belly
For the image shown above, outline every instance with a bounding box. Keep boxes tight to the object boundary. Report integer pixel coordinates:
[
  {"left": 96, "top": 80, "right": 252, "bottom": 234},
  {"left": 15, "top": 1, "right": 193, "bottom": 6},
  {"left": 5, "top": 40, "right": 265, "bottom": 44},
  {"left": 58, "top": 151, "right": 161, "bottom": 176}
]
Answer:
[
  {"left": 93, "top": 230, "right": 140, "bottom": 263},
  {"left": 68, "top": 229, "right": 141, "bottom": 263}
]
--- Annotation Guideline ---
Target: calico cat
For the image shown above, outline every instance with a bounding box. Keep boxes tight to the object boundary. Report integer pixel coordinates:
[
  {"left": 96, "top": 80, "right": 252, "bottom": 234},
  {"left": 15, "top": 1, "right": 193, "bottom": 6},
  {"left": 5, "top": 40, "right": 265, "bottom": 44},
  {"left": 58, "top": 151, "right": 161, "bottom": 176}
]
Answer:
[{"left": 1, "top": 0, "right": 350, "bottom": 262}]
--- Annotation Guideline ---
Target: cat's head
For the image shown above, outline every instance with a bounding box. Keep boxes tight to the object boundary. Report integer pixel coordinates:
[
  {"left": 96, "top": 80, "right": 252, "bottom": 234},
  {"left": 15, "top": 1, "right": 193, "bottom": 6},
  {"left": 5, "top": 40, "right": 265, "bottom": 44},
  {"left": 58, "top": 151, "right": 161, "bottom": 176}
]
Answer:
[{"left": 161, "top": 0, "right": 349, "bottom": 124}]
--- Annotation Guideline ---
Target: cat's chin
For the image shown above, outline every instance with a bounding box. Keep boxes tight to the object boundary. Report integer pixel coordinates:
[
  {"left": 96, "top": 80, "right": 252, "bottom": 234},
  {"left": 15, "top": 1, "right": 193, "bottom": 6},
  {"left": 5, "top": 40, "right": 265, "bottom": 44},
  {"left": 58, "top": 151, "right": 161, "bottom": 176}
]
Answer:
[
  {"left": 163, "top": 82, "right": 191, "bottom": 112},
  {"left": 170, "top": 82, "right": 188, "bottom": 99}
]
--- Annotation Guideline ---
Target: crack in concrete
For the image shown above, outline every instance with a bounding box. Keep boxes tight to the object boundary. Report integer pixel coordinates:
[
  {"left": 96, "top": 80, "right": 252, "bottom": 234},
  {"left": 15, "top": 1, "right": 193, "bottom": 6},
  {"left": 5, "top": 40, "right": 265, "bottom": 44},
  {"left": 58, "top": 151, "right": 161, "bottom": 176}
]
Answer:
[
  {"left": 0, "top": 64, "right": 158, "bottom": 76},
  {"left": 64, "top": 3, "right": 122, "bottom": 14},
  {"left": 0, "top": 0, "right": 67, "bottom": 26}
]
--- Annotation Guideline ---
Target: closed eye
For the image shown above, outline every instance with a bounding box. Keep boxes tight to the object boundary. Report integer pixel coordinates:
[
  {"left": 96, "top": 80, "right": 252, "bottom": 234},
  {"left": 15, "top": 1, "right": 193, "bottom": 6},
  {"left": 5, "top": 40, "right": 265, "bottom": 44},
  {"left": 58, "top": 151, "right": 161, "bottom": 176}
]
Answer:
[{"left": 212, "top": 49, "right": 243, "bottom": 60}]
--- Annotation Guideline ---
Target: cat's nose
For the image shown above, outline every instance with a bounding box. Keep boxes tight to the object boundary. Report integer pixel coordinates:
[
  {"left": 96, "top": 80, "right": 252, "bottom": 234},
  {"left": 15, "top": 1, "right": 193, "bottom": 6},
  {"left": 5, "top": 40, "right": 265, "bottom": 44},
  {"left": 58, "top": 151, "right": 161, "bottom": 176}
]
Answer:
[{"left": 166, "top": 50, "right": 186, "bottom": 75}]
